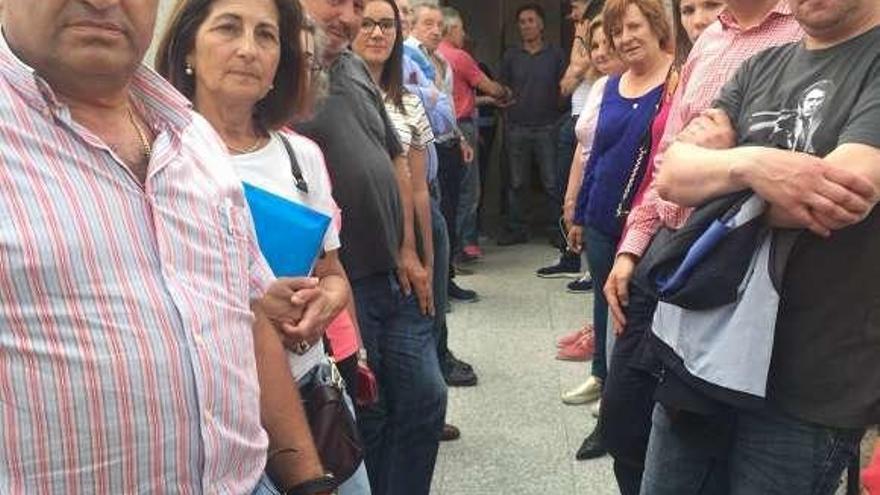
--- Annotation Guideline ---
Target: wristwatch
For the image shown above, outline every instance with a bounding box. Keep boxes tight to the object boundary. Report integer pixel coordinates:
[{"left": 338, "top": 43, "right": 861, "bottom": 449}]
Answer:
[{"left": 285, "top": 473, "right": 337, "bottom": 495}]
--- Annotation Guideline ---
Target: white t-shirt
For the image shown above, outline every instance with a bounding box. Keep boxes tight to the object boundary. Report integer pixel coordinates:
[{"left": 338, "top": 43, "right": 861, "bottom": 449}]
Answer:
[
  {"left": 231, "top": 130, "right": 341, "bottom": 380},
  {"left": 575, "top": 75, "right": 610, "bottom": 164}
]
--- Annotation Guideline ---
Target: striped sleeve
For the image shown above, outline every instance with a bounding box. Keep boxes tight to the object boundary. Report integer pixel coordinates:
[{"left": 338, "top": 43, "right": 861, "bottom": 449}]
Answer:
[
  {"left": 384, "top": 101, "right": 412, "bottom": 154},
  {"left": 403, "top": 93, "right": 434, "bottom": 150}
]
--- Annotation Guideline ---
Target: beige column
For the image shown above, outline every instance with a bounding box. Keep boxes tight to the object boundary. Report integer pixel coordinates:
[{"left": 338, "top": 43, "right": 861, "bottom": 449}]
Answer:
[{"left": 145, "top": 0, "right": 178, "bottom": 68}]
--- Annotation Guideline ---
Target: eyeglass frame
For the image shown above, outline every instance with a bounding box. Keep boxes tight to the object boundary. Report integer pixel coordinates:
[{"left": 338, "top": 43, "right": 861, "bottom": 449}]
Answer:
[{"left": 360, "top": 17, "right": 397, "bottom": 35}]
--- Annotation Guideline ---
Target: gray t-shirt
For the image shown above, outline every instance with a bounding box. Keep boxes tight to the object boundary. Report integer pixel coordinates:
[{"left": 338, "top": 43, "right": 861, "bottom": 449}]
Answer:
[
  {"left": 715, "top": 26, "right": 880, "bottom": 428},
  {"left": 297, "top": 51, "right": 404, "bottom": 281}
]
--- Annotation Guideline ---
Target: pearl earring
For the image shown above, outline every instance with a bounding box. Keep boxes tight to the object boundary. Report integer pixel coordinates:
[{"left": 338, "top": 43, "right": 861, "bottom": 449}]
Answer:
[{"left": 185, "top": 63, "right": 194, "bottom": 76}]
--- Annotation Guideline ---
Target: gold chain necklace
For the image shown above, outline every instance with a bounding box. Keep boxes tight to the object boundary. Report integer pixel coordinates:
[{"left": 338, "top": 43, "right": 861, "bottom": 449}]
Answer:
[
  {"left": 227, "top": 136, "right": 264, "bottom": 155},
  {"left": 127, "top": 105, "right": 152, "bottom": 160}
]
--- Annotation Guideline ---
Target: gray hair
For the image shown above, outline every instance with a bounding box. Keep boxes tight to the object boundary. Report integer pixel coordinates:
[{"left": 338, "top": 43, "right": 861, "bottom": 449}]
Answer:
[
  {"left": 297, "top": 14, "right": 330, "bottom": 122},
  {"left": 411, "top": 1, "right": 442, "bottom": 24},
  {"left": 441, "top": 7, "right": 462, "bottom": 35}
]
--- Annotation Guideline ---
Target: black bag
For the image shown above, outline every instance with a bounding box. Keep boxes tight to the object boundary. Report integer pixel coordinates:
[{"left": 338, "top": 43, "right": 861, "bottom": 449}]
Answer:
[
  {"left": 299, "top": 360, "right": 364, "bottom": 485},
  {"left": 632, "top": 191, "right": 766, "bottom": 310}
]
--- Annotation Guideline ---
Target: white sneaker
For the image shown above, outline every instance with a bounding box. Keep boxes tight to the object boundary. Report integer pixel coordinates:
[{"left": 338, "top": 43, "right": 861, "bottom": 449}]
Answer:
[
  {"left": 561, "top": 376, "right": 602, "bottom": 405},
  {"left": 591, "top": 398, "right": 602, "bottom": 418}
]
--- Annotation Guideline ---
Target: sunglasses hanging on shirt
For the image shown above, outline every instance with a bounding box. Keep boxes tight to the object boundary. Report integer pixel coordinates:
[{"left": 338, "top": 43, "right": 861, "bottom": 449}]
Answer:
[{"left": 278, "top": 133, "right": 310, "bottom": 194}]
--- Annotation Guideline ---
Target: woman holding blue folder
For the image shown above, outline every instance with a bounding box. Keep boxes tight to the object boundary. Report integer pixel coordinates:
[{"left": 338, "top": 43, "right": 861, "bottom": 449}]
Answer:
[{"left": 157, "top": 0, "right": 369, "bottom": 493}]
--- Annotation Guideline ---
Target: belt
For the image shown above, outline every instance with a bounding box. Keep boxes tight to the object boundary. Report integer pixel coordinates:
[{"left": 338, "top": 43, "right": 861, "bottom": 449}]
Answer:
[{"left": 435, "top": 137, "right": 461, "bottom": 148}]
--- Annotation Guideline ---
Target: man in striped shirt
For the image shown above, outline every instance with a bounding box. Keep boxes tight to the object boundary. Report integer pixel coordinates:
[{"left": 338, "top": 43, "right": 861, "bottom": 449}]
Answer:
[{"left": 0, "top": 1, "right": 330, "bottom": 493}]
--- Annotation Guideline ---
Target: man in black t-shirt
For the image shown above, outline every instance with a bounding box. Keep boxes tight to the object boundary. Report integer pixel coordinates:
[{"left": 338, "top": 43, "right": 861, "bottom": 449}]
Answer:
[
  {"left": 298, "top": 1, "right": 447, "bottom": 494},
  {"left": 640, "top": 0, "right": 880, "bottom": 493}
]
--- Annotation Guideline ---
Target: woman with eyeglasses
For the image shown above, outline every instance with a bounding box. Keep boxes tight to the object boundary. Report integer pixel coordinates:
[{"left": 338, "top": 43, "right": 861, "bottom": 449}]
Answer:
[
  {"left": 156, "top": 0, "right": 370, "bottom": 493},
  {"left": 351, "top": 0, "right": 435, "bottom": 318}
]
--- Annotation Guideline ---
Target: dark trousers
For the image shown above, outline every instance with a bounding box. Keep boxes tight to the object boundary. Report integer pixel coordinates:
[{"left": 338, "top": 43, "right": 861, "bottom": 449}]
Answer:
[
  {"left": 599, "top": 283, "right": 659, "bottom": 495},
  {"left": 436, "top": 139, "right": 462, "bottom": 280},
  {"left": 505, "top": 123, "right": 558, "bottom": 235},
  {"left": 555, "top": 115, "right": 578, "bottom": 201},
  {"left": 352, "top": 273, "right": 448, "bottom": 495}
]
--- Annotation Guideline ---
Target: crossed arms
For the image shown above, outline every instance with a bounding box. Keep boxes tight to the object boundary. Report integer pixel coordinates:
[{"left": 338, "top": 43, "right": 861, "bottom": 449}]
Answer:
[{"left": 657, "top": 109, "right": 880, "bottom": 238}]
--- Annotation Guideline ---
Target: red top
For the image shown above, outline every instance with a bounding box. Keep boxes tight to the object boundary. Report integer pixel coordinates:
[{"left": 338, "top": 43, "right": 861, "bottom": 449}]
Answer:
[{"left": 437, "top": 40, "right": 487, "bottom": 120}]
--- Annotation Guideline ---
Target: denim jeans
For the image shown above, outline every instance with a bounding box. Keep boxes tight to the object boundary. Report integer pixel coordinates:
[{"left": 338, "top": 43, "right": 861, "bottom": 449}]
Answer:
[
  {"left": 599, "top": 284, "right": 659, "bottom": 495},
  {"left": 457, "top": 120, "right": 480, "bottom": 249},
  {"left": 430, "top": 182, "right": 451, "bottom": 359},
  {"left": 351, "top": 273, "right": 448, "bottom": 495},
  {"left": 504, "top": 123, "right": 558, "bottom": 235},
  {"left": 583, "top": 225, "right": 618, "bottom": 381},
  {"left": 641, "top": 403, "right": 865, "bottom": 495}
]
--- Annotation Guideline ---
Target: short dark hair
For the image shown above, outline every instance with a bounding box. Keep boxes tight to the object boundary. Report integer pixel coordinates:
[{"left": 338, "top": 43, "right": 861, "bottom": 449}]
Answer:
[
  {"left": 155, "top": 0, "right": 306, "bottom": 132},
  {"left": 516, "top": 3, "right": 546, "bottom": 22}
]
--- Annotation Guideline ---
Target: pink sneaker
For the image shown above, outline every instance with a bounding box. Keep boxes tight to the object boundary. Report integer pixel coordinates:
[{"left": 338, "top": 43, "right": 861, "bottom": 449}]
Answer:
[
  {"left": 556, "top": 332, "right": 595, "bottom": 361},
  {"left": 462, "top": 244, "right": 483, "bottom": 259},
  {"left": 556, "top": 323, "right": 594, "bottom": 348},
  {"left": 863, "top": 444, "right": 880, "bottom": 494}
]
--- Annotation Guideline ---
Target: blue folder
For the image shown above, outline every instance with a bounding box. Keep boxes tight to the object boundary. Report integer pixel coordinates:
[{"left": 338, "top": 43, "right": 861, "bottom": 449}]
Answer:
[{"left": 242, "top": 181, "right": 331, "bottom": 277}]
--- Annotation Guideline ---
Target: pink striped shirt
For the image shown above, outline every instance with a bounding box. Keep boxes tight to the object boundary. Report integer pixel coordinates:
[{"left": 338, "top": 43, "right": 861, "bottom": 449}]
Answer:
[
  {"left": 618, "top": 3, "right": 804, "bottom": 256},
  {"left": 0, "top": 35, "right": 273, "bottom": 493}
]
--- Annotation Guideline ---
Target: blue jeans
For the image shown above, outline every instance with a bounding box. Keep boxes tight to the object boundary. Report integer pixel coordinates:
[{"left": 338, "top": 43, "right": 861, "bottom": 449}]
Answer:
[
  {"left": 457, "top": 120, "right": 480, "bottom": 249},
  {"left": 430, "top": 182, "right": 450, "bottom": 358},
  {"left": 583, "top": 225, "right": 617, "bottom": 381},
  {"left": 352, "top": 273, "right": 447, "bottom": 495},
  {"left": 641, "top": 403, "right": 864, "bottom": 495},
  {"left": 505, "top": 123, "right": 558, "bottom": 235},
  {"left": 253, "top": 459, "right": 370, "bottom": 495}
]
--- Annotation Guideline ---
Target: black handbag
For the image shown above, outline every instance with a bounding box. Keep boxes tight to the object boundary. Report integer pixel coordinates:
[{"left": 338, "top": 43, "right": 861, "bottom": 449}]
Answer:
[{"left": 299, "top": 359, "right": 364, "bottom": 486}]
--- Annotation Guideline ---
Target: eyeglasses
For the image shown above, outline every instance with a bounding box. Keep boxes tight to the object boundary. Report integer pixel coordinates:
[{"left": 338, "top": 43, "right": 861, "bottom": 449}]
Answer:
[{"left": 361, "top": 18, "right": 396, "bottom": 35}]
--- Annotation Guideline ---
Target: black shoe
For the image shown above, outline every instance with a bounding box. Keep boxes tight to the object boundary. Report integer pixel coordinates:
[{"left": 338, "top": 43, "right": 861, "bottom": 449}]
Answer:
[
  {"left": 536, "top": 251, "right": 582, "bottom": 279},
  {"left": 443, "top": 359, "right": 478, "bottom": 387},
  {"left": 566, "top": 276, "right": 593, "bottom": 293},
  {"left": 445, "top": 351, "right": 474, "bottom": 372},
  {"left": 496, "top": 230, "right": 529, "bottom": 246},
  {"left": 575, "top": 427, "right": 607, "bottom": 460},
  {"left": 448, "top": 281, "right": 479, "bottom": 302},
  {"left": 441, "top": 423, "right": 461, "bottom": 441},
  {"left": 453, "top": 263, "right": 475, "bottom": 276}
]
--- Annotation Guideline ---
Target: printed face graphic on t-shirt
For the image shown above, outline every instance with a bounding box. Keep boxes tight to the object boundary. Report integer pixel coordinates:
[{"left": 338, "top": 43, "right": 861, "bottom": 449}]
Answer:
[{"left": 745, "top": 79, "right": 835, "bottom": 154}]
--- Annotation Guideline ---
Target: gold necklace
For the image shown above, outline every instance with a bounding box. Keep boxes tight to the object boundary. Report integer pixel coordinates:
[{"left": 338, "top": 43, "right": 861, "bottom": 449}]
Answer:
[
  {"left": 227, "top": 136, "right": 264, "bottom": 155},
  {"left": 127, "top": 105, "right": 152, "bottom": 160}
]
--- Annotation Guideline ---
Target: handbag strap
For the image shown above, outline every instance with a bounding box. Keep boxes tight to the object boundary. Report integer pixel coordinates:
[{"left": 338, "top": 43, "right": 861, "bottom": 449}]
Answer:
[
  {"left": 278, "top": 132, "right": 309, "bottom": 194},
  {"left": 615, "top": 67, "right": 678, "bottom": 220}
]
